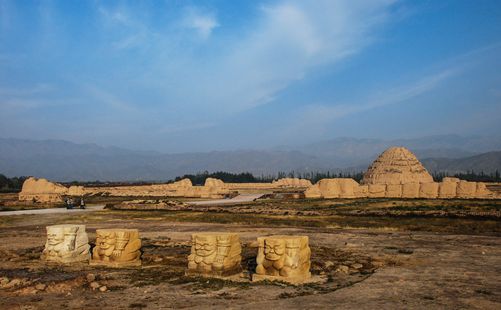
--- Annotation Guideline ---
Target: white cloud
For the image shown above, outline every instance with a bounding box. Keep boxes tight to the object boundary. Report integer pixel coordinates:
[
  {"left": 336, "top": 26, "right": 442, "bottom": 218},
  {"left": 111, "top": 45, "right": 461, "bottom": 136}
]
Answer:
[{"left": 182, "top": 8, "right": 219, "bottom": 39}]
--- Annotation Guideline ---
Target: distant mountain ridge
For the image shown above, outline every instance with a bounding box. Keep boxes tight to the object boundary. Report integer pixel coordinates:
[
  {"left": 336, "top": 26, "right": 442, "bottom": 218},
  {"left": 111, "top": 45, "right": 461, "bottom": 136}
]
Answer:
[{"left": 1, "top": 136, "right": 500, "bottom": 182}]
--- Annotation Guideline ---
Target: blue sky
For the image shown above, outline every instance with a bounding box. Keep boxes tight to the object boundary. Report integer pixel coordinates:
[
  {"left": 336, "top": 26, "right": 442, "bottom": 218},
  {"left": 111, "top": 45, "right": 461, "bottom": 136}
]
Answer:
[{"left": 0, "top": 0, "right": 500, "bottom": 152}]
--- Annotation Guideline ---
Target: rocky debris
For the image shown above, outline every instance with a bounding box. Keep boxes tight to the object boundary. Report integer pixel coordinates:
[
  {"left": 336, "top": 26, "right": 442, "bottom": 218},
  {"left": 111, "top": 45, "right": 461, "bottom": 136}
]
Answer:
[
  {"left": 361, "top": 147, "right": 434, "bottom": 185},
  {"left": 113, "top": 199, "right": 188, "bottom": 210},
  {"left": 89, "top": 281, "right": 100, "bottom": 290},
  {"left": 0, "top": 277, "right": 9, "bottom": 286},
  {"left": 99, "top": 285, "right": 107, "bottom": 292},
  {"left": 86, "top": 273, "right": 96, "bottom": 283},
  {"left": 335, "top": 265, "right": 349, "bottom": 274}
]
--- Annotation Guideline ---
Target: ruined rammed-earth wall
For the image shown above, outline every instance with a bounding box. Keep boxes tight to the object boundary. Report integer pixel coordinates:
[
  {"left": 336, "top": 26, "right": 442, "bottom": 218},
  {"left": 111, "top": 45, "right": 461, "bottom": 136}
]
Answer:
[
  {"left": 20, "top": 177, "right": 310, "bottom": 202},
  {"left": 305, "top": 147, "right": 498, "bottom": 199},
  {"left": 304, "top": 177, "right": 497, "bottom": 199}
]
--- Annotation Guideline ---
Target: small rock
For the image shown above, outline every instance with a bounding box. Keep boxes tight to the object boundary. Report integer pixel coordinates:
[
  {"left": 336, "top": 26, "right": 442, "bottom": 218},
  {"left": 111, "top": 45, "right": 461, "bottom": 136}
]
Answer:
[
  {"left": 86, "top": 273, "right": 96, "bottom": 283},
  {"left": 372, "top": 260, "right": 384, "bottom": 268},
  {"left": 351, "top": 263, "right": 363, "bottom": 269},
  {"left": 90, "top": 281, "right": 100, "bottom": 290},
  {"left": 324, "top": 261, "right": 335, "bottom": 268},
  {"left": 0, "top": 277, "right": 9, "bottom": 286},
  {"left": 99, "top": 286, "right": 107, "bottom": 292},
  {"left": 335, "top": 265, "right": 349, "bottom": 274},
  {"left": 153, "top": 257, "right": 163, "bottom": 263},
  {"left": 5, "top": 278, "right": 22, "bottom": 288},
  {"left": 35, "top": 283, "right": 47, "bottom": 291}
]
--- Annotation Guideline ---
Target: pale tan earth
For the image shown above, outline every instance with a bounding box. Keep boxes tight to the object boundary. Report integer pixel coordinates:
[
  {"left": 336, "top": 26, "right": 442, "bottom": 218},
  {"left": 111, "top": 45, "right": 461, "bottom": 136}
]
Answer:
[
  {"left": 90, "top": 229, "right": 142, "bottom": 267},
  {"left": 272, "top": 178, "right": 312, "bottom": 187},
  {"left": 187, "top": 233, "right": 242, "bottom": 277},
  {"left": 361, "top": 146, "right": 434, "bottom": 185},
  {"left": 253, "top": 235, "right": 311, "bottom": 284},
  {"left": 18, "top": 177, "right": 68, "bottom": 203},
  {"left": 0, "top": 202, "right": 499, "bottom": 310},
  {"left": 41, "top": 224, "right": 90, "bottom": 264}
]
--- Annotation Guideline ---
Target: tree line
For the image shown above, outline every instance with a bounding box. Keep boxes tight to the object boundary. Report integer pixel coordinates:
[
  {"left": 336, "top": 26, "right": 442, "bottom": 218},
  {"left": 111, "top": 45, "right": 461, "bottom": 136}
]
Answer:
[
  {"left": 0, "top": 174, "right": 28, "bottom": 193},
  {"left": 2, "top": 169, "right": 500, "bottom": 191},
  {"left": 432, "top": 170, "right": 501, "bottom": 182}
]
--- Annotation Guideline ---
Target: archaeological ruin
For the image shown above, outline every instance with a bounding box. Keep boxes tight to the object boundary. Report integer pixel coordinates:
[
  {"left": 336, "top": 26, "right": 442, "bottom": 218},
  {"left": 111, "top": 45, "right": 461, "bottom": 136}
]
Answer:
[
  {"left": 253, "top": 235, "right": 312, "bottom": 284},
  {"left": 90, "top": 229, "right": 142, "bottom": 267},
  {"left": 186, "top": 233, "right": 242, "bottom": 277},
  {"left": 41, "top": 224, "right": 90, "bottom": 264}
]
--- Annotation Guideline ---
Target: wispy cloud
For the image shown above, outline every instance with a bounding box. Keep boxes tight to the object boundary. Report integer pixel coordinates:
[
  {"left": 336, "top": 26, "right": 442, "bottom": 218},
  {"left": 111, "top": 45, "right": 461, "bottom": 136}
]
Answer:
[
  {"left": 277, "top": 67, "right": 459, "bottom": 139},
  {"left": 83, "top": 85, "right": 136, "bottom": 112},
  {"left": 182, "top": 7, "right": 219, "bottom": 39}
]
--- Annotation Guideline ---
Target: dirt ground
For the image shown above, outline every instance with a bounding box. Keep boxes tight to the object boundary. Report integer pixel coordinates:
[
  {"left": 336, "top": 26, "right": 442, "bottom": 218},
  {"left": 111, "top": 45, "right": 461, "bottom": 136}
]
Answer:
[{"left": 0, "top": 197, "right": 500, "bottom": 309}]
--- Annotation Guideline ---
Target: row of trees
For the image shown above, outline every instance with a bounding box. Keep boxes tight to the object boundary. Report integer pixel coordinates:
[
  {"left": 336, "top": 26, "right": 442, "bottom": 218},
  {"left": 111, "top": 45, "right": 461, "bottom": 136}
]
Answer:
[
  {"left": 175, "top": 170, "right": 501, "bottom": 185},
  {"left": 0, "top": 174, "right": 28, "bottom": 193},
  {"left": 432, "top": 170, "right": 501, "bottom": 182},
  {"left": 2, "top": 170, "right": 500, "bottom": 190},
  {"left": 173, "top": 170, "right": 365, "bottom": 185}
]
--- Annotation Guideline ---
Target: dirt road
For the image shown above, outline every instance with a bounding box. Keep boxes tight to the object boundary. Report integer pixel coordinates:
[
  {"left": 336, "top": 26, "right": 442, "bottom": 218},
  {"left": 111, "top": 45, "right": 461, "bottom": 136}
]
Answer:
[
  {"left": 187, "top": 194, "right": 265, "bottom": 205},
  {"left": 0, "top": 205, "right": 105, "bottom": 216}
]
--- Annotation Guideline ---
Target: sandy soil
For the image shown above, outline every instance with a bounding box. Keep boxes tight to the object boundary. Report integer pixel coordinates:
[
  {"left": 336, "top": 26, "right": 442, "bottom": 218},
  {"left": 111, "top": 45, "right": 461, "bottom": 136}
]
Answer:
[{"left": 0, "top": 205, "right": 500, "bottom": 310}]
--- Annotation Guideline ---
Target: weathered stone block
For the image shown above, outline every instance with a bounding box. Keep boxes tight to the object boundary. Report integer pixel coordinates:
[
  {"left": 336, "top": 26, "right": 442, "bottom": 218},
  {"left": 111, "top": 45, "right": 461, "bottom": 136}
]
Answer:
[
  {"left": 419, "top": 182, "right": 439, "bottom": 199},
  {"left": 90, "top": 229, "right": 141, "bottom": 267},
  {"left": 438, "top": 181, "right": 457, "bottom": 198},
  {"left": 385, "top": 184, "right": 402, "bottom": 198},
  {"left": 318, "top": 179, "right": 340, "bottom": 198},
  {"left": 304, "top": 184, "right": 322, "bottom": 198},
  {"left": 456, "top": 181, "right": 477, "bottom": 198},
  {"left": 253, "top": 235, "right": 311, "bottom": 284},
  {"left": 355, "top": 185, "right": 369, "bottom": 197},
  {"left": 402, "top": 183, "right": 420, "bottom": 198},
  {"left": 368, "top": 184, "right": 386, "bottom": 198},
  {"left": 186, "top": 233, "right": 242, "bottom": 277},
  {"left": 42, "top": 225, "right": 90, "bottom": 264}
]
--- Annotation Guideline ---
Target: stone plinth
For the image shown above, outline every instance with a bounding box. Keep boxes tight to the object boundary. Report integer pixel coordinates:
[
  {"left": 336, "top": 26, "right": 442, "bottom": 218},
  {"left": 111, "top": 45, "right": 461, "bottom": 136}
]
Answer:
[
  {"left": 253, "top": 235, "right": 311, "bottom": 284},
  {"left": 90, "top": 229, "right": 141, "bottom": 267},
  {"left": 186, "top": 233, "right": 242, "bottom": 277},
  {"left": 42, "top": 225, "right": 90, "bottom": 263}
]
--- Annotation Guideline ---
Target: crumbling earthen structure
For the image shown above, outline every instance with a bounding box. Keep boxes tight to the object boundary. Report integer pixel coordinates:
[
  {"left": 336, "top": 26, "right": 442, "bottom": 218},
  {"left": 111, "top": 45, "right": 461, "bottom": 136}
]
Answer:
[
  {"left": 186, "top": 233, "right": 242, "bottom": 277},
  {"left": 18, "top": 177, "right": 69, "bottom": 203},
  {"left": 253, "top": 235, "right": 311, "bottom": 284},
  {"left": 90, "top": 229, "right": 142, "bottom": 267},
  {"left": 305, "top": 147, "right": 497, "bottom": 199},
  {"left": 272, "top": 178, "right": 312, "bottom": 188},
  {"left": 41, "top": 224, "right": 90, "bottom": 263},
  {"left": 361, "top": 147, "right": 434, "bottom": 185}
]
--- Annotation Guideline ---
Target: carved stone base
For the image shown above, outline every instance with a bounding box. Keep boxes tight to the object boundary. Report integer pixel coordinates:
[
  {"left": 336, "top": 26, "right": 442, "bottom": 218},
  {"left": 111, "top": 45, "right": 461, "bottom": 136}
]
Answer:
[
  {"left": 186, "top": 232, "right": 242, "bottom": 278},
  {"left": 42, "top": 224, "right": 90, "bottom": 264},
  {"left": 252, "top": 272, "right": 312, "bottom": 285},
  {"left": 90, "top": 229, "right": 142, "bottom": 267},
  {"left": 89, "top": 260, "right": 142, "bottom": 268},
  {"left": 185, "top": 265, "right": 242, "bottom": 278}
]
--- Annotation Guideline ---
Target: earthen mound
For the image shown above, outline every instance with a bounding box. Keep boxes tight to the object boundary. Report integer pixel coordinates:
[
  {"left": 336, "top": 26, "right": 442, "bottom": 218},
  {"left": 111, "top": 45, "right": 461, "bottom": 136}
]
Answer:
[
  {"left": 19, "top": 177, "right": 68, "bottom": 203},
  {"left": 361, "top": 147, "right": 433, "bottom": 185}
]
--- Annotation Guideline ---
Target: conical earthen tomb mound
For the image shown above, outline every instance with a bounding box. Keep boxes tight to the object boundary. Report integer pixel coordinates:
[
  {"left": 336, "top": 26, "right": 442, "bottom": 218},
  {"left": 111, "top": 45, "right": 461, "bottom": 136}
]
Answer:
[{"left": 361, "top": 146, "right": 433, "bottom": 185}]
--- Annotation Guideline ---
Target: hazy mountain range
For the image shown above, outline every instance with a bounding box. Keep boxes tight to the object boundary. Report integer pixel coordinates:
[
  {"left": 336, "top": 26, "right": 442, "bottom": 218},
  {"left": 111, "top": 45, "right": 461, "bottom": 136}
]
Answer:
[{"left": 1, "top": 135, "right": 500, "bottom": 182}]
